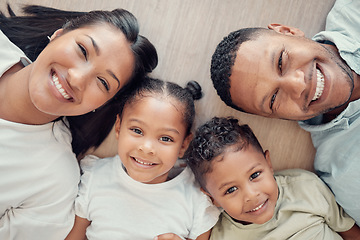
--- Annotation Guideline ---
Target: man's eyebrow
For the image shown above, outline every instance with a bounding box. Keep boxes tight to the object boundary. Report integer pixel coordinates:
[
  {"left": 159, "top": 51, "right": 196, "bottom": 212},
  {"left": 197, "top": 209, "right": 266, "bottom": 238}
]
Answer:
[{"left": 260, "top": 50, "right": 277, "bottom": 114}]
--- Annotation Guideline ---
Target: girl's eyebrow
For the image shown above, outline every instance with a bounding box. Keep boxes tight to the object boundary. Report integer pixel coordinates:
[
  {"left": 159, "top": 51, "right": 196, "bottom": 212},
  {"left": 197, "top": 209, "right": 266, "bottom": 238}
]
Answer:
[{"left": 86, "top": 34, "right": 120, "bottom": 89}]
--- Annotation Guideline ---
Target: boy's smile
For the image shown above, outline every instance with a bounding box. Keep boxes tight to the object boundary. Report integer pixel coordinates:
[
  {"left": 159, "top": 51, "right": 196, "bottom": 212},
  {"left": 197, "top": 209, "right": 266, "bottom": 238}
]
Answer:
[{"left": 204, "top": 145, "right": 278, "bottom": 225}]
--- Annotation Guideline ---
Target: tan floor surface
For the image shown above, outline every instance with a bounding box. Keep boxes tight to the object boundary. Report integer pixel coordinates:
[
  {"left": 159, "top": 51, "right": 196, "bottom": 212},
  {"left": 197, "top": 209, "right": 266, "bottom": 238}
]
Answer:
[{"left": 1, "top": 0, "right": 337, "bottom": 171}]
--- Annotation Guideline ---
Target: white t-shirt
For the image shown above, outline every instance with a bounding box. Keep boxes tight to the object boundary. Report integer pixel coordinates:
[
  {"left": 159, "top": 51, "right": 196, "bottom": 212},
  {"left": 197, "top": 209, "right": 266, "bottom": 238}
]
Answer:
[
  {"left": 0, "top": 30, "right": 80, "bottom": 239},
  {"left": 76, "top": 155, "right": 220, "bottom": 240}
]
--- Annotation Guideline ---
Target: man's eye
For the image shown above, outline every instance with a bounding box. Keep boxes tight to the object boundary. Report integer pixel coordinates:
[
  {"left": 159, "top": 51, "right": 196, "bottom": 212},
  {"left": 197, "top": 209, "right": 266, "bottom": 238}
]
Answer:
[
  {"left": 225, "top": 186, "right": 238, "bottom": 195},
  {"left": 278, "top": 50, "right": 284, "bottom": 73},
  {"left": 270, "top": 90, "right": 278, "bottom": 110},
  {"left": 250, "top": 172, "right": 260, "bottom": 181},
  {"left": 78, "top": 44, "right": 87, "bottom": 60},
  {"left": 98, "top": 77, "right": 109, "bottom": 91}
]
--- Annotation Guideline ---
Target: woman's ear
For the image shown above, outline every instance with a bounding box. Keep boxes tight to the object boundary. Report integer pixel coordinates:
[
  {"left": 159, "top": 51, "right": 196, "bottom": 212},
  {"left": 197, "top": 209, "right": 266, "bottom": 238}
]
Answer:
[
  {"left": 268, "top": 23, "right": 305, "bottom": 37},
  {"left": 178, "top": 133, "right": 193, "bottom": 158},
  {"left": 201, "top": 188, "right": 221, "bottom": 208},
  {"left": 49, "top": 29, "right": 65, "bottom": 41},
  {"left": 115, "top": 115, "right": 121, "bottom": 139}
]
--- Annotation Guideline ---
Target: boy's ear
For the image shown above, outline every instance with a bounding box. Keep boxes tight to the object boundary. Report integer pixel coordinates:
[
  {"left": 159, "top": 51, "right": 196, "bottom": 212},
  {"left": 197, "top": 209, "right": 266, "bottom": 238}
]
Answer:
[
  {"left": 114, "top": 115, "right": 121, "bottom": 139},
  {"left": 201, "top": 188, "right": 221, "bottom": 208},
  {"left": 268, "top": 23, "right": 305, "bottom": 37},
  {"left": 178, "top": 133, "right": 193, "bottom": 158},
  {"left": 264, "top": 150, "right": 274, "bottom": 174},
  {"left": 49, "top": 28, "right": 64, "bottom": 41}
]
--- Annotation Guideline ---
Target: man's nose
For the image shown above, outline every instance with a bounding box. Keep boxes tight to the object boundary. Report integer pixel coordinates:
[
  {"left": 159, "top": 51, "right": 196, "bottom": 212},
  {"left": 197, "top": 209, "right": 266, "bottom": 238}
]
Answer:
[{"left": 282, "top": 69, "right": 306, "bottom": 100}]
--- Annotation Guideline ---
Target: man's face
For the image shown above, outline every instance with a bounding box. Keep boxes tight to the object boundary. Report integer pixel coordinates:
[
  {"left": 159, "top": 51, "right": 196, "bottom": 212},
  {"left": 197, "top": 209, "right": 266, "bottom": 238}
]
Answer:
[{"left": 229, "top": 29, "right": 354, "bottom": 120}]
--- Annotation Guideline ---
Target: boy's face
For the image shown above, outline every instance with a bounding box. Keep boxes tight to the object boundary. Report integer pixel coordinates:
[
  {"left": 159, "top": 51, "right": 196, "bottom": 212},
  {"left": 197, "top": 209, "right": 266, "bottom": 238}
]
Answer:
[{"left": 204, "top": 145, "right": 278, "bottom": 225}]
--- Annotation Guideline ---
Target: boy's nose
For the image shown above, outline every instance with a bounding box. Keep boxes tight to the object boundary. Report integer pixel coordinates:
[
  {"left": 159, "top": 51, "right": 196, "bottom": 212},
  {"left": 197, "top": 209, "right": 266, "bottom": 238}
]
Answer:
[{"left": 138, "top": 140, "right": 155, "bottom": 155}]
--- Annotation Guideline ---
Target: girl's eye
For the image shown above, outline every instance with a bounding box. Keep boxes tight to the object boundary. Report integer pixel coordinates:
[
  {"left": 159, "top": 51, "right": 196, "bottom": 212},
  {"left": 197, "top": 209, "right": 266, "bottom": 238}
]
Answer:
[
  {"left": 160, "top": 136, "right": 173, "bottom": 142},
  {"left": 78, "top": 44, "right": 87, "bottom": 60},
  {"left": 270, "top": 90, "right": 278, "bottom": 110},
  {"left": 98, "top": 77, "right": 109, "bottom": 91},
  {"left": 225, "top": 186, "right": 238, "bottom": 195},
  {"left": 250, "top": 172, "right": 260, "bottom": 181},
  {"left": 131, "top": 128, "right": 142, "bottom": 135}
]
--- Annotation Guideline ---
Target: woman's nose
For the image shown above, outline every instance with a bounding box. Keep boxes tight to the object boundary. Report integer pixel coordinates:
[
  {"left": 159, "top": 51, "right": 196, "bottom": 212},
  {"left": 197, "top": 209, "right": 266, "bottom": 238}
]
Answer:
[{"left": 67, "top": 68, "right": 90, "bottom": 92}]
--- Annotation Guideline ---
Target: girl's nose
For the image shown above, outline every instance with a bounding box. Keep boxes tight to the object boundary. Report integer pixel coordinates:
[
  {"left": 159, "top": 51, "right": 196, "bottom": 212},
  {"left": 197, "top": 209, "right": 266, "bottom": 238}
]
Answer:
[{"left": 138, "top": 139, "right": 155, "bottom": 155}]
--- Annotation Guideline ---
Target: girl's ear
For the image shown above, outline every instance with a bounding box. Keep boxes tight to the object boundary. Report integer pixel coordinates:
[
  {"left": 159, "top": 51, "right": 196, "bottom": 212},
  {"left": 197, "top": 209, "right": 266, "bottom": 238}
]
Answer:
[
  {"left": 201, "top": 188, "right": 221, "bottom": 208},
  {"left": 268, "top": 23, "right": 305, "bottom": 37},
  {"left": 115, "top": 115, "right": 121, "bottom": 140},
  {"left": 178, "top": 133, "right": 193, "bottom": 158},
  {"left": 49, "top": 29, "right": 64, "bottom": 41}
]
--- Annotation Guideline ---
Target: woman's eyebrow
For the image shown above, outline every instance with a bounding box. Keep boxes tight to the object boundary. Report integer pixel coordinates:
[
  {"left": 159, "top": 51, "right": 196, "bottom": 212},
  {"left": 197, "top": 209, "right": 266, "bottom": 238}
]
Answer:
[
  {"left": 86, "top": 34, "right": 120, "bottom": 89},
  {"left": 86, "top": 35, "right": 99, "bottom": 55}
]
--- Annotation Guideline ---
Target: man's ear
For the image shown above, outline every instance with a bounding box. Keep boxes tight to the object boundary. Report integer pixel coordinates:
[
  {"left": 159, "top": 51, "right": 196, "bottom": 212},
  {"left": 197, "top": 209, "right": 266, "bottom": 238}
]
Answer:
[
  {"left": 201, "top": 188, "right": 221, "bottom": 208},
  {"left": 268, "top": 23, "right": 305, "bottom": 37},
  {"left": 115, "top": 115, "right": 121, "bottom": 140},
  {"left": 49, "top": 29, "right": 64, "bottom": 41},
  {"left": 178, "top": 133, "right": 193, "bottom": 158}
]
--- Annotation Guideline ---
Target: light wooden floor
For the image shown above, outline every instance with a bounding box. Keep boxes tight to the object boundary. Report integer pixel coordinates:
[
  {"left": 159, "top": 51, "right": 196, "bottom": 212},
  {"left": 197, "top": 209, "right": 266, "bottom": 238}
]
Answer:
[{"left": 1, "top": 0, "right": 337, "bottom": 172}]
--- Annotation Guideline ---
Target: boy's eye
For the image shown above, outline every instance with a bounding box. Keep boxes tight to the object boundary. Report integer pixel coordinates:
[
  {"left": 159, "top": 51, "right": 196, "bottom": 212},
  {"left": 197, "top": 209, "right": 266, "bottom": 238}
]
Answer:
[
  {"left": 78, "top": 44, "right": 87, "bottom": 60},
  {"left": 160, "top": 136, "right": 173, "bottom": 142},
  {"left": 250, "top": 172, "right": 260, "bottom": 181},
  {"left": 98, "top": 77, "right": 109, "bottom": 91},
  {"left": 225, "top": 186, "right": 238, "bottom": 195}
]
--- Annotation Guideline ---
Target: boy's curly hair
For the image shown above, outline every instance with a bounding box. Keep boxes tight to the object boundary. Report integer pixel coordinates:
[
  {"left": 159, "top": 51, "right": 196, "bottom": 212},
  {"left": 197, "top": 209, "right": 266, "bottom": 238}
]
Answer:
[{"left": 185, "top": 117, "right": 263, "bottom": 190}]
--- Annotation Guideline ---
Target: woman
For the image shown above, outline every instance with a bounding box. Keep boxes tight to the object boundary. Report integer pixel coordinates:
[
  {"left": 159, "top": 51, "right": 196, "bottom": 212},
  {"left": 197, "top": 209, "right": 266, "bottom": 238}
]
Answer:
[{"left": 0, "top": 5, "right": 157, "bottom": 239}]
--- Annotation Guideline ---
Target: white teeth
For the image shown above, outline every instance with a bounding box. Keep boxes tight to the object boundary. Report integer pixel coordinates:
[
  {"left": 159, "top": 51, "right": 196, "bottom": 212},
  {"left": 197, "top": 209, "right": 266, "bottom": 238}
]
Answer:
[
  {"left": 52, "top": 73, "right": 71, "bottom": 100},
  {"left": 312, "top": 69, "right": 324, "bottom": 101},
  {"left": 134, "top": 158, "right": 154, "bottom": 166},
  {"left": 249, "top": 202, "right": 265, "bottom": 212}
]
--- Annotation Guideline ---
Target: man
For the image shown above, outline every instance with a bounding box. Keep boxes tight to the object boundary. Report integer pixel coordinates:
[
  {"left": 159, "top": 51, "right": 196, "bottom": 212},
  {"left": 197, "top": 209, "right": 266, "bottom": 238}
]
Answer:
[{"left": 210, "top": 0, "right": 360, "bottom": 225}]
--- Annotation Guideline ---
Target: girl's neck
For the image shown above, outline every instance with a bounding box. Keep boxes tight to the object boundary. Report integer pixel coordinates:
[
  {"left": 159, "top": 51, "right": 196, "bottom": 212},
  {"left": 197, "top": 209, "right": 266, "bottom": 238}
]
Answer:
[{"left": 0, "top": 63, "right": 57, "bottom": 125}]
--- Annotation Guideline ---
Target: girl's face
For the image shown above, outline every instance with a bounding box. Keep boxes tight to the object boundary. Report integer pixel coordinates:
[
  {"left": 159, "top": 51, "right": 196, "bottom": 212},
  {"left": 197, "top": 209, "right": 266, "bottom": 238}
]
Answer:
[
  {"left": 204, "top": 145, "right": 278, "bottom": 225},
  {"left": 28, "top": 24, "right": 135, "bottom": 117},
  {"left": 115, "top": 96, "right": 191, "bottom": 184}
]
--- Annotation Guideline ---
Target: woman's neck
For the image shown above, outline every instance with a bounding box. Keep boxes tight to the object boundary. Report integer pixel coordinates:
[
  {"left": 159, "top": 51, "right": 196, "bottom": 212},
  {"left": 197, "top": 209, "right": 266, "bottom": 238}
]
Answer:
[{"left": 0, "top": 63, "right": 58, "bottom": 125}]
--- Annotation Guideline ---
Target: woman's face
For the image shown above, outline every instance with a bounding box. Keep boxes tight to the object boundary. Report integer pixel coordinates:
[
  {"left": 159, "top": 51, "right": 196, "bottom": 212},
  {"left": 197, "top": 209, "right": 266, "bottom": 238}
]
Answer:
[{"left": 28, "top": 23, "right": 135, "bottom": 117}]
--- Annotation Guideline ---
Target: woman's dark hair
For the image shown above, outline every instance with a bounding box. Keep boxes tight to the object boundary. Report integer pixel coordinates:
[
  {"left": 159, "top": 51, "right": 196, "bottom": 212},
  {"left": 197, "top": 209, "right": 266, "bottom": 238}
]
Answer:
[
  {"left": 0, "top": 5, "right": 158, "bottom": 157},
  {"left": 186, "top": 117, "right": 264, "bottom": 190},
  {"left": 120, "top": 77, "right": 203, "bottom": 137}
]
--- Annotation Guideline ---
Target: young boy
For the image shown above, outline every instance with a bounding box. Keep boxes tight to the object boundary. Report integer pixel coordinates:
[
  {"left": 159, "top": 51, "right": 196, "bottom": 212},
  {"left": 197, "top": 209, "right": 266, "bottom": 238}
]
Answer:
[{"left": 185, "top": 117, "right": 360, "bottom": 239}]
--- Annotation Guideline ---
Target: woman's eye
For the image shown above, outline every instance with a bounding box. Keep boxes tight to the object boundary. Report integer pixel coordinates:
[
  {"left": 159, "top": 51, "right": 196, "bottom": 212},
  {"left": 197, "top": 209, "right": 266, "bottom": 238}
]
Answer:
[
  {"left": 250, "top": 172, "right": 260, "bottom": 181},
  {"left": 78, "top": 44, "right": 87, "bottom": 60},
  {"left": 225, "top": 186, "right": 238, "bottom": 195},
  {"left": 270, "top": 90, "right": 278, "bottom": 110},
  {"left": 98, "top": 77, "right": 109, "bottom": 91},
  {"left": 131, "top": 128, "right": 142, "bottom": 135},
  {"left": 160, "top": 136, "right": 173, "bottom": 142}
]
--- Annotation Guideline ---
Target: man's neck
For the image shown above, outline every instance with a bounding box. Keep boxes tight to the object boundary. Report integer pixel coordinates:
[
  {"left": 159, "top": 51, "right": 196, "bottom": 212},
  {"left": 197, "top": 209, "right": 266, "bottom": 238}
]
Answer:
[{"left": 322, "top": 72, "right": 360, "bottom": 123}]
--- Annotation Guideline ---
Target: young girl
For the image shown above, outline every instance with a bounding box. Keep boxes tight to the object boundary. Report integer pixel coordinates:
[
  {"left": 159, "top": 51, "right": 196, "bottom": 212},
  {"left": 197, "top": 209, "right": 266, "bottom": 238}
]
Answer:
[
  {"left": 0, "top": 5, "right": 157, "bottom": 239},
  {"left": 66, "top": 77, "right": 220, "bottom": 240}
]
